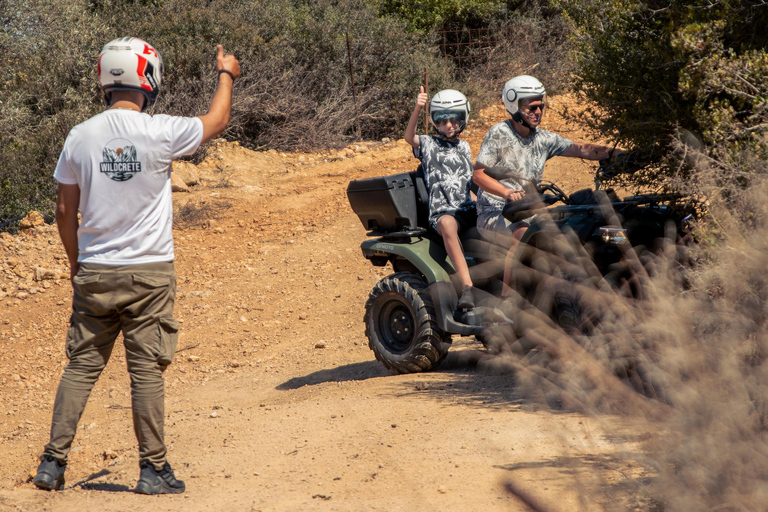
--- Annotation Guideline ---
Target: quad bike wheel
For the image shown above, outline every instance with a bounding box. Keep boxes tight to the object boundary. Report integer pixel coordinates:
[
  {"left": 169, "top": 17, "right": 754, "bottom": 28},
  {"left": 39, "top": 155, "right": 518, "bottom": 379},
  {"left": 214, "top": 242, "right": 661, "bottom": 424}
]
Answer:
[
  {"left": 539, "top": 280, "right": 667, "bottom": 400},
  {"left": 364, "top": 272, "right": 450, "bottom": 373}
]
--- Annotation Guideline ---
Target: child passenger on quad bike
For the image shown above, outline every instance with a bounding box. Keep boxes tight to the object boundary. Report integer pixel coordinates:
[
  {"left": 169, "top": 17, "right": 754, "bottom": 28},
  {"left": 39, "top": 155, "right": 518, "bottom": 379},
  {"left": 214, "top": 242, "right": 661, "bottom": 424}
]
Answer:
[
  {"left": 404, "top": 86, "right": 477, "bottom": 310},
  {"left": 473, "top": 75, "right": 625, "bottom": 293}
]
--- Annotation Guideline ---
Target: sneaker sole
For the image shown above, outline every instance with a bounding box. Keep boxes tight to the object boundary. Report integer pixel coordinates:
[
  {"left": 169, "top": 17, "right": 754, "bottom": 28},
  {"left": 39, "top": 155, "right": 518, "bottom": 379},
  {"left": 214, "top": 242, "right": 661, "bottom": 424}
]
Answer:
[
  {"left": 134, "top": 481, "right": 185, "bottom": 495},
  {"left": 33, "top": 476, "right": 64, "bottom": 491}
]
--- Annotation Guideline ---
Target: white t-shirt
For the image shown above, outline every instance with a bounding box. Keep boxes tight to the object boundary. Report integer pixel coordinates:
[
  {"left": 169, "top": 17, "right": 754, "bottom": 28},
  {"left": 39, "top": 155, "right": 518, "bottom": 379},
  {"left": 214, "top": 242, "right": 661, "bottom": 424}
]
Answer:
[
  {"left": 54, "top": 109, "right": 203, "bottom": 265},
  {"left": 475, "top": 121, "right": 572, "bottom": 215}
]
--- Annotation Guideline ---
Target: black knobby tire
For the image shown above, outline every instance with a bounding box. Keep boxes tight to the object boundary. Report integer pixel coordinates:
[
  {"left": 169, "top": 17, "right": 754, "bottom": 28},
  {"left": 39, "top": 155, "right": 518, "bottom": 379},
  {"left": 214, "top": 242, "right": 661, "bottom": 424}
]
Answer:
[{"left": 364, "top": 272, "right": 450, "bottom": 373}]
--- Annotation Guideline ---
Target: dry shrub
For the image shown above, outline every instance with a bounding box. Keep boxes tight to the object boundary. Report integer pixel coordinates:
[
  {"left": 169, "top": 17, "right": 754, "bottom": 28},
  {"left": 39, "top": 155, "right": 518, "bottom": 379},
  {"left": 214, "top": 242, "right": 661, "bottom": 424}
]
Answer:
[
  {"left": 480, "top": 148, "right": 768, "bottom": 509},
  {"left": 173, "top": 198, "right": 232, "bottom": 230},
  {"left": 457, "top": 15, "right": 574, "bottom": 114}
]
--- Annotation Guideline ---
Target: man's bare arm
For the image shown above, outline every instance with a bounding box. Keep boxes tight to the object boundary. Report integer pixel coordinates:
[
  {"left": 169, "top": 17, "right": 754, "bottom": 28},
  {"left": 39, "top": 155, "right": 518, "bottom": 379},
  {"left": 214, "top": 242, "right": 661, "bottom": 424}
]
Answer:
[
  {"left": 198, "top": 45, "right": 241, "bottom": 144},
  {"left": 473, "top": 163, "right": 525, "bottom": 201},
  {"left": 56, "top": 183, "right": 80, "bottom": 281},
  {"left": 561, "top": 142, "right": 623, "bottom": 161}
]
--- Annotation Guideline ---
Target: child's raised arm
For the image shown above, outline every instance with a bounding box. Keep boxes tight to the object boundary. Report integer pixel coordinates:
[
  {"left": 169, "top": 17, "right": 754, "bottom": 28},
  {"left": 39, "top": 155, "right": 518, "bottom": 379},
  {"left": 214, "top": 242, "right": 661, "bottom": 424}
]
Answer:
[{"left": 404, "top": 86, "right": 428, "bottom": 149}]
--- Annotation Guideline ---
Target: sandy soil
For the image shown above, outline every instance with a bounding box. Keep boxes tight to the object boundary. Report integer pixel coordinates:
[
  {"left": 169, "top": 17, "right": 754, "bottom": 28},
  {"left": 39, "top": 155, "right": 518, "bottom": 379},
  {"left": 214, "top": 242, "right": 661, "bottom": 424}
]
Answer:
[{"left": 0, "top": 99, "right": 655, "bottom": 511}]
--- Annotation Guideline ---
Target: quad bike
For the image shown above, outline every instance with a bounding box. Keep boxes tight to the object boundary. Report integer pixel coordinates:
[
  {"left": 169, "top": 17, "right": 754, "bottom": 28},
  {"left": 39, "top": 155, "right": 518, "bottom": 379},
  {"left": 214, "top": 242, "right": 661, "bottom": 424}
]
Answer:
[{"left": 346, "top": 154, "right": 695, "bottom": 375}]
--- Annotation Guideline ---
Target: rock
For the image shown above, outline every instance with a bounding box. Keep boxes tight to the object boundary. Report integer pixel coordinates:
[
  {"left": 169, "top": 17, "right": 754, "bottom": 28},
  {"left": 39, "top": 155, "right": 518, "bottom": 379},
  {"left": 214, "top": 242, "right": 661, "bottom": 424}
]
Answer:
[
  {"left": 354, "top": 144, "right": 369, "bottom": 153},
  {"left": 103, "top": 449, "right": 118, "bottom": 460},
  {"left": 381, "top": 137, "right": 391, "bottom": 143},
  {"left": 19, "top": 211, "right": 45, "bottom": 230},
  {"left": 210, "top": 411, "right": 218, "bottom": 418},
  {"left": 7, "top": 257, "right": 18, "bottom": 268},
  {"left": 315, "top": 340, "right": 326, "bottom": 349},
  {"left": 170, "top": 172, "right": 190, "bottom": 192},
  {"left": 33, "top": 267, "right": 57, "bottom": 282},
  {"left": 173, "top": 161, "right": 200, "bottom": 186},
  {"left": 187, "top": 355, "right": 200, "bottom": 362},
  {"left": 15, "top": 292, "right": 29, "bottom": 300}
]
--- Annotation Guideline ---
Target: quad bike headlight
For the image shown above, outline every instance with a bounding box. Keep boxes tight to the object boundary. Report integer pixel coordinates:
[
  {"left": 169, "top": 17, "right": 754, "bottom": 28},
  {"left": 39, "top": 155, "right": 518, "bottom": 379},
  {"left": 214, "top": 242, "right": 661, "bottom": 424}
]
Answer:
[{"left": 597, "top": 227, "right": 629, "bottom": 245}]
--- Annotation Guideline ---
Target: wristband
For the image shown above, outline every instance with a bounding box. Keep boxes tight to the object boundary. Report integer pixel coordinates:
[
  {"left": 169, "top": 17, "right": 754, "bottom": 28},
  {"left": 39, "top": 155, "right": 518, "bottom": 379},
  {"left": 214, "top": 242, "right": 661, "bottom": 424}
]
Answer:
[{"left": 218, "top": 69, "right": 236, "bottom": 81}]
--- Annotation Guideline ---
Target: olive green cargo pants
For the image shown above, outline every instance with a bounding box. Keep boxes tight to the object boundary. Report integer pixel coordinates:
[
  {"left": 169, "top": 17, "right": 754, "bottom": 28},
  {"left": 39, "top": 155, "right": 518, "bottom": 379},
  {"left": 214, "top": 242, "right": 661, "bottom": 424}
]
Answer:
[{"left": 43, "top": 262, "right": 179, "bottom": 470}]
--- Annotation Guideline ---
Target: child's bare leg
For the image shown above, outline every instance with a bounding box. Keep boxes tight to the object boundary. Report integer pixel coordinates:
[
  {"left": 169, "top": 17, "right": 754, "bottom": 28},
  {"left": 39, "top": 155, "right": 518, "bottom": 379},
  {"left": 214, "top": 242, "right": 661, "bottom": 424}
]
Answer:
[
  {"left": 436, "top": 215, "right": 472, "bottom": 288},
  {"left": 501, "top": 225, "right": 528, "bottom": 296}
]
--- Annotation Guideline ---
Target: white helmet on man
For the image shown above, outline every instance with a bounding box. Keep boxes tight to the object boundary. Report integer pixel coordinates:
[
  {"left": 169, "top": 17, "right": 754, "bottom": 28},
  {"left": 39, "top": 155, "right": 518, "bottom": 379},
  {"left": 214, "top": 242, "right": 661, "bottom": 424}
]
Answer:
[
  {"left": 98, "top": 37, "right": 163, "bottom": 111},
  {"left": 502, "top": 75, "right": 546, "bottom": 115},
  {"left": 429, "top": 89, "right": 470, "bottom": 136}
]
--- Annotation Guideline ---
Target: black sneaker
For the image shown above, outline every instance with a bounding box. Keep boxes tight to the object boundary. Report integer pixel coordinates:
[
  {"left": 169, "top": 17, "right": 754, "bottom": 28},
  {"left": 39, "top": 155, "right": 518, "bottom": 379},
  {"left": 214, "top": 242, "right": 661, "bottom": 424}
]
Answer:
[
  {"left": 33, "top": 455, "right": 66, "bottom": 491},
  {"left": 134, "top": 461, "right": 185, "bottom": 495},
  {"left": 457, "top": 286, "right": 475, "bottom": 310}
]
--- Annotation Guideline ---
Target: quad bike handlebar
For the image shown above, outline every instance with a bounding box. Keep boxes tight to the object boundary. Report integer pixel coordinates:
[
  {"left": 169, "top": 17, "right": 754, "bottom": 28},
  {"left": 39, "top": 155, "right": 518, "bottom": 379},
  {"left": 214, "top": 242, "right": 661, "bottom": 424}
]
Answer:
[{"left": 596, "top": 151, "right": 646, "bottom": 186}]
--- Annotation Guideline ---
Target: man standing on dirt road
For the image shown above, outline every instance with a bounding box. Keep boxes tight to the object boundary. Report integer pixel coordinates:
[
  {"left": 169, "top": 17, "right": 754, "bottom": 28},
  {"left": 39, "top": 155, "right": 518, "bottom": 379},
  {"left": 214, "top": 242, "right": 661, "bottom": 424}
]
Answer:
[
  {"left": 473, "top": 75, "right": 624, "bottom": 292},
  {"left": 33, "top": 37, "right": 239, "bottom": 495}
]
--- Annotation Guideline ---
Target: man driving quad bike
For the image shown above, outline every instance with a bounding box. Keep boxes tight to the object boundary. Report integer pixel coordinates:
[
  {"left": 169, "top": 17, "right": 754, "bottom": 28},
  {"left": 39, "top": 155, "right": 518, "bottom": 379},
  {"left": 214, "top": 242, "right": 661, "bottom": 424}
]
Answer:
[{"left": 473, "top": 75, "right": 626, "bottom": 295}]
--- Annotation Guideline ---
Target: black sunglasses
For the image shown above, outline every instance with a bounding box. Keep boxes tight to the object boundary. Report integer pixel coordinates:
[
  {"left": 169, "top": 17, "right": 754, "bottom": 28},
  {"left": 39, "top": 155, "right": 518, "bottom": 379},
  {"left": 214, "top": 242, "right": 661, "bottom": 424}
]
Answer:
[{"left": 521, "top": 103, "right": 544, "bottom": 113}]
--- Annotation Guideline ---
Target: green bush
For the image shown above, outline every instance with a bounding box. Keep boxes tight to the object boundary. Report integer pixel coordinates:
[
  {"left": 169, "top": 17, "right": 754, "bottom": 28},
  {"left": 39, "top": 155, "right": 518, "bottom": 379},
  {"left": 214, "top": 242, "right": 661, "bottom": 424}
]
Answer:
[
  {"left": 374, "top": 0, "right": 513, "bottom": 32},
  {"left": 0, "top": 0, "right": 571, "bottom": 228},
  {"left": 1, "top": 2, "right": 108, "bottom": 226},
  {"left": 555, "top": 0, "right": 768, "bottom": 208},
  {"left": 0, "top": 0, "right": 446, "bottom": 225}
]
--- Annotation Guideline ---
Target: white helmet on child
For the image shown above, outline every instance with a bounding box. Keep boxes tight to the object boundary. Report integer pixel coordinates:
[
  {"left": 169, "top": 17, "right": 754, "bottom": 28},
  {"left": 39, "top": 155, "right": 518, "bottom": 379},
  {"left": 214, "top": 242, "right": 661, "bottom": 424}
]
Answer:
[
  {"left": 429, "top": 89, "right": 470, "bottom": 136},
  {"left": 98, "top": 37, "right": 163, "bottom": 111},
  {"left": 502, "top": 75, "right": 546, "bottom": 115}
]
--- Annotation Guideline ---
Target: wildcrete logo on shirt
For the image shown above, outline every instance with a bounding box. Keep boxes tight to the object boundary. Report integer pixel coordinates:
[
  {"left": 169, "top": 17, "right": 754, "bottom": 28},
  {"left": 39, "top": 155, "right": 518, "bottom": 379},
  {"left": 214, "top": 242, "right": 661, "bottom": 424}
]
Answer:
[{"left": 100, "top": 139, "right": 141, "bottom": 182}]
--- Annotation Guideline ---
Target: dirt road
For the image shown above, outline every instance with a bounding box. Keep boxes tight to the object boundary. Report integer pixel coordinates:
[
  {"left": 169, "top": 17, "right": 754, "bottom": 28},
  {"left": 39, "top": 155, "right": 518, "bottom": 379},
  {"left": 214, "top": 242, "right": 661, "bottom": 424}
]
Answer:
[{"left": 0, "top": 100, "right": 655, "bottom": 511}]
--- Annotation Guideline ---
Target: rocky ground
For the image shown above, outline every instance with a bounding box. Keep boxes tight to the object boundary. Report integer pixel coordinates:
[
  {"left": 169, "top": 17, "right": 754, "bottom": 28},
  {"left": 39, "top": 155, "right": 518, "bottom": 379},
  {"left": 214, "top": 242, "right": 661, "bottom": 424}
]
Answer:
[{"left": 0, "top": 98, "right": 657, "bottom": 511}]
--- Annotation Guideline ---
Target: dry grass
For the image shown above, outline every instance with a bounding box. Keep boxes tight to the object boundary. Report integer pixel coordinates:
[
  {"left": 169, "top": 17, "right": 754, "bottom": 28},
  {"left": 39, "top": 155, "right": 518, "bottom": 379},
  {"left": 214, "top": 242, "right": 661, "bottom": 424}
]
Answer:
[{"left": 480, "top": 169, "right": 768, "bottom": 510}]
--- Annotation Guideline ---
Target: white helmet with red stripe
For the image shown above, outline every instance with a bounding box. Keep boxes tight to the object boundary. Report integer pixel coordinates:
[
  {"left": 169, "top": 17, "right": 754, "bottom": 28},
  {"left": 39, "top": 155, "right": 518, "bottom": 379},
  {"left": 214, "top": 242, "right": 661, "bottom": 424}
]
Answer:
[{"left": 98, "top": 37, "right": 163, "bottom": 111}]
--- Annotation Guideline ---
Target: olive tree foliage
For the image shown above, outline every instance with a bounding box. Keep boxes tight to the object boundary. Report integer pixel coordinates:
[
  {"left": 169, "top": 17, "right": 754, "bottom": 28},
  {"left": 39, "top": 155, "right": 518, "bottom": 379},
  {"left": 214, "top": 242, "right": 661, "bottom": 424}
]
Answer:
[{"left": 556, "top": 0, "right": 768, "bottom": 206}]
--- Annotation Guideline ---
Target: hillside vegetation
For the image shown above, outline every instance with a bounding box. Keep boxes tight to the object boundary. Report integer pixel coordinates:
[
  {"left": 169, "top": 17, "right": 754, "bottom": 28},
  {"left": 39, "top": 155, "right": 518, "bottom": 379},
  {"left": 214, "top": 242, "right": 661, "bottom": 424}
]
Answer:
[{"left": 2, "top": 0, "right": 767, "bottom": 229}]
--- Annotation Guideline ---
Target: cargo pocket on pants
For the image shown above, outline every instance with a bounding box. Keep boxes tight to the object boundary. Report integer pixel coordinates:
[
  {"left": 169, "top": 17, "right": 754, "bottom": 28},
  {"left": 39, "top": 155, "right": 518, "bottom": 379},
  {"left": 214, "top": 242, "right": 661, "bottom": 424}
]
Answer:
[{"left": 157, "top": 317, "right": 180, "bottom": 366}]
